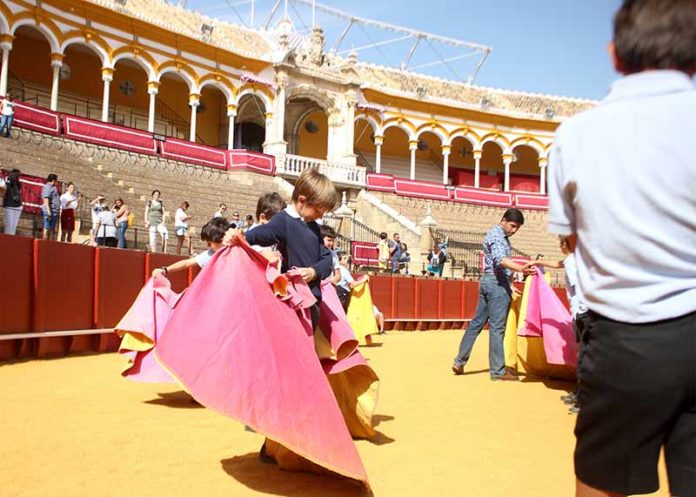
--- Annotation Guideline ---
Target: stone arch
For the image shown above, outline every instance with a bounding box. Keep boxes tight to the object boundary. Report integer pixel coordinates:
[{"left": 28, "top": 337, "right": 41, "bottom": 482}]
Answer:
[
  {"left": 480, "top": 132, "right": 511, "bottom": 155},
  {"left": 236, "top": 85, "right": 272, "bottom": 112},
  {"left": 60, "top": 33, "right": 111, "bottom": 67},
  {"left": 416, "top": 123, "right": 449, "bottom": 146},
  {"left": 510, "top": 136, "right": 546, "bottom": 157},
  {"left": 286, "top": 84, "right": 335, "bottom": 111},
  {"left": 354, "top": 114, "right": 381, "bottom": 134},
  {"left": 448, "top": 127, "right": 481, "bottom": 149},
  {"left": 382, "top": 117, "right": 417, "bottom": 141},
  {"left": 156, "top": 61, "right": 198, "bottom": 93},
  {"left": 0, "top": 7, "right": 11, "bottom": 34},
  {"left": 197, "top": 73, "right": 235, "bottom": 103},
  {"left": 10, "top": 17, "right": 61, "bottom": 53},
  {"left": 111, "top": 48, "right": 157, "bottom": 81}
]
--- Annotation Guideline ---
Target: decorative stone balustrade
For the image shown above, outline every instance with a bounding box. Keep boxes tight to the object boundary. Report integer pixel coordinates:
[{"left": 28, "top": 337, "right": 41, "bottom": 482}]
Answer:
[{"left": 278, "top": 154, "right": 366, "bottom": 187}]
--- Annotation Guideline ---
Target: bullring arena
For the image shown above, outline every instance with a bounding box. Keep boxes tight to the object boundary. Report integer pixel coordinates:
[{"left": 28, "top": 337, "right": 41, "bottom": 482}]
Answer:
[{"left": 0, "top": 1, "right": 670, "bottom": 496}]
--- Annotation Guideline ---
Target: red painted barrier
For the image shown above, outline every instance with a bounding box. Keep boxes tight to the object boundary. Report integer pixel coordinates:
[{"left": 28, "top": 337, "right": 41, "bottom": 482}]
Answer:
[
  {"left": 453, "top": 187, "right": 513, "bottom": 208},
  {"left": 62, "top": 115, "right": 157, "bottom": 155},
  {"left": 0, "top": 235, "right": 34, "bottom": 361},
  {"left": 189, "top": 264, "right": 201, "bottom": 284},
  {"left": 515, "top": 193, "right": 549, "bottom": 210},
  {"left": 352, "top": 242, "right": 378, "bottom": 266},
  {"left": 368, "top": 275, "right": 393, "bottom": 319},
  {"left": 461, "top": 281, "right": 480, "bottom": 319},
  {"left": 416, "top": 278, "right": 440, "bottom": 319},
  {"left": 33, "top": 240, "right": 95, "bottom": 357},
  {"left": 393, "top": 277, "right": 417, "bottom": 319},
  {"left": 228, "top": 151, "right": 276, "bottom": 175},
  {"left": 160, "top": 137, "right": 228, "bottom": 170},
  {"left": 440, "top": 279, "right": 464, "bottom": 320},
  {"left": 94, "top": 248, "right": 146, "bottom": 351},
  {"left": 394, "top": 178, "right": 451, "bottom": 201},
  {"left": 366, "top": 173, "right": 395, "bottom": 192},
  {"left": 146, "top": 253, "right": 189, "bottom": 293},
  {"left": 10, "top": 100, "right": 62, "bottom": 136}
]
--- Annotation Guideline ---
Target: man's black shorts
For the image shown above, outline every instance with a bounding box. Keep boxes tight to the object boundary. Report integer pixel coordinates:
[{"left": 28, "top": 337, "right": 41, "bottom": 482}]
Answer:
[{"left": 575, "top": 310, "right": 696, "bottom": 496}]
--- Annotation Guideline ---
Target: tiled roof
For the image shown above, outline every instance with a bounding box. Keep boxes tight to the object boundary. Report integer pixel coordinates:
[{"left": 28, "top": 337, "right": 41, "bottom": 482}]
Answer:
[{"left": 87, "top": 0, "right": 273, "bottom": 60}]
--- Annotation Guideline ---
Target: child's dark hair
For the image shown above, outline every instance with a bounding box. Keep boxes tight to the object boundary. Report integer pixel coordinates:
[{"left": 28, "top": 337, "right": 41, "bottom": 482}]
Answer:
[
  {"left": 613, "top": 0, "right": 696, "bottom": 74},
  {"left": 255, "top": 192, "right": 286, "bottom": 221},
  {"left": 320, "top": 224, "right": 336, "bottom": 239},
  {"left": 379, "top": 232, "right": 388, "bottom": 240},
  {"left": 201, "top": 217, "right": 230, "bottom": 243}
]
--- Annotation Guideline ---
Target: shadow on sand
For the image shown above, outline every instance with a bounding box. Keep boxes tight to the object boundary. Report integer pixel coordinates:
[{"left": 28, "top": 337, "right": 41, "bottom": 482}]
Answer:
[
  {"left": 221, "top": 453, "right": 373, "bottom": 497},
  {"left": 144, "top": 391, "right": 203, "bottom": 408}
]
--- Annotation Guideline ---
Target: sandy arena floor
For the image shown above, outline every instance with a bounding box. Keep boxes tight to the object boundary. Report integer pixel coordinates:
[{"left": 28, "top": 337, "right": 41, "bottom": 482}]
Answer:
[{"left": 0, "top": 331, "right": 668, "bottom": 497}]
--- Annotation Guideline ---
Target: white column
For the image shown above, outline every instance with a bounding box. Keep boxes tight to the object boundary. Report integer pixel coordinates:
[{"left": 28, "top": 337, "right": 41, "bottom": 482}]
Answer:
[
  {"left": 226, "top": 104, "right": 237, "bottom": 150},
  {"left": 473, "top": 150, "right": 482, "bottom": 188},
  {"left": 409, "top": 140, "right": 417, "bottom": 180},
  {"left": 374, "top": 135, "right": 383, "bottom": 174},
  {"left": 189, "top": 97, "right": 199, "bottom": 142},
  {"left": 0, "top": 41, "right": 12, "bottom": 98},
  {"left": 49, "top": 56, "right": 63, "bottom": 112},
  {"left": 441, "top": 145, "right": 451, "bottom": 185},
  {"left": 100, "top": 69, "right": 113, "bottom": 122},
  {"left": 147, "top": 82, "right": 159, "bottom": 133},
  {"left": 539, "top": 157, "right": 548, "bottom": 195},
  {"left": 503, "top": 154, "right": 513, "bottom": 192}
]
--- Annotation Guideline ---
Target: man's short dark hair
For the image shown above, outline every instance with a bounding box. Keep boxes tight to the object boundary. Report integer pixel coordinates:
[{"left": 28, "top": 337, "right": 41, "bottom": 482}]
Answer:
[
  {"left": 46, "top": 173, "right": 57, "bottom": 182},
  {"left": 201, "top": 217, "right": 229, "bottom": 243},
  {"left": 255, "top": 192, "right": 286, "bottom": 221},
  {"left": 320, "top": 224, "right": 336, "bottom": 239},
  {"left": 613, "top": 0, "right": 696, "bottom": 74},
  {"left": 502, "top": 208, "right": 525, "bottom": 225}
]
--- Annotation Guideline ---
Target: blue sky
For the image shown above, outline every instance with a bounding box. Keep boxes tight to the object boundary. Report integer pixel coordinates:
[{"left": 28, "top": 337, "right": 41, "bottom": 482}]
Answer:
[{"left": 190, "top": 0, "right": 623, "bottom": 100}]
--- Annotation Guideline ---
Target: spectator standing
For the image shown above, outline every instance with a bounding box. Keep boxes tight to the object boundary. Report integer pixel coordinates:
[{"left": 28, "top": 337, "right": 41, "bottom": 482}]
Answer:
[
  {"left": 547, "top": 2, "right": 696, "bottom": 496},
  {"left": 94, "top": 200, "right": 117, "bottom": 247},
  {"left": 89, "top": 194, "right": 105, "bottom": 244},
  {"left": 59, "top": 182, "right": 78, "bottom": 243},
  {"left": 452, "top": 208, "right": 531, "bottom": 381},
  {"left": 213, "top": 203, "right": 227, "bottom": 219},
  {"left": 377, "top": 232, "right": 389, "bottom": 271},
  {"left": 0, "top": 95, "right": 15, "bottom": 138},
  {"left": 320, "top": 224, "right": 341, "bottom": 285},
  {"left": 388, "top": 233, "right": 403, "bottom": 273},
  {"left": 41, "top": 174, "right": 60, "bottom": 240},
  {"left": 174, "top": 201, "right": 192, "bottom": 255},
  {"left": 230, "top": 210, "right": 243, "bottom": 228},
  {"left": 399, "top": 243, "right": 411, "bottom": 274},
  {"left": 426, "top": 244, "right": 446, "bottom": 277},
  {"left": 2, "top": 168, "right": 23, "bottom": 235},
  {"left": 144, "top": 190, "right": 168, "bottom": 253},
  {"left": 113, "top": 197, "right": 130, "bottom": 248},
  {"left": 244, "top": 214, "right": 254, "bottom": 231}
]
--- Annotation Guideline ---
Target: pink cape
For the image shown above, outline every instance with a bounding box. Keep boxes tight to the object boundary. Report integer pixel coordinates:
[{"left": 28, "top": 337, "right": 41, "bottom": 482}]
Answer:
[
  {"left": 154, "top": 242, "right": 369, "bottom": 485},
  {"left": 115, "top": 276, "right": 182, "bottom": 383},
  {"left": 518, "top": 269, "right": 578, "bottom": 367}
]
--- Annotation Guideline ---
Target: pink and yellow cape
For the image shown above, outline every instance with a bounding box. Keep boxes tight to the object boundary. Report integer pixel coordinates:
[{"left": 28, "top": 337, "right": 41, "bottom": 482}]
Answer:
[
  {"left": 504, "top": 268, "right": 577, "bottom": 381},
  {"left": 148, "top": 242, "right": 373, "bottom": 486}
]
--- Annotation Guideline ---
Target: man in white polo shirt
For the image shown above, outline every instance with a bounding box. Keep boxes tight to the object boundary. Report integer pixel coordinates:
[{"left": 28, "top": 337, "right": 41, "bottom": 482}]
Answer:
[{"left": 547, "top": 1, "right": 696, "bottom": 496}]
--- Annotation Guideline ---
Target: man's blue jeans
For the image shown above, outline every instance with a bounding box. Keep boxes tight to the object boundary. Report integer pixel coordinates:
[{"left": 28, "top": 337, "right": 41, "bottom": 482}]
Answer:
[
  {"left": 0, "top": 115, "right": 14, "bottom": 136},
  {"left": 117, "top": 221, "right": 128, "bottom": 248},
  {"left": 454, "top": 274, "right": 511, "bottom": 378}
]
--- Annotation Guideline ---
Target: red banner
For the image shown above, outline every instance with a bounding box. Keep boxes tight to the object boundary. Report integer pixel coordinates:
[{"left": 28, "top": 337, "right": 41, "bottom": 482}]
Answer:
[
  {"left": 228, "top": 151, "right": 276, "bottom": 175},
  {"left": 160, "top": 137, "right": 228, "bottom": 170},
  {"left": 62, "top": 115, "right": 157, "bottom": 155}
]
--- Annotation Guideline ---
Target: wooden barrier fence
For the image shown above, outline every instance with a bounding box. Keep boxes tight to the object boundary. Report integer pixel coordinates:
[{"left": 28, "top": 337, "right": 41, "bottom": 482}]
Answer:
[{"left": 0, "top": 234, "right": 570, "bottom": 361}]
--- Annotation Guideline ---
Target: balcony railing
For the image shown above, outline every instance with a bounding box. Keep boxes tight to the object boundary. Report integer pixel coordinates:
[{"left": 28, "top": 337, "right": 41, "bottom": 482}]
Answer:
[{"left": 278, "top": 154, "right": 367, "bottom": 187}]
